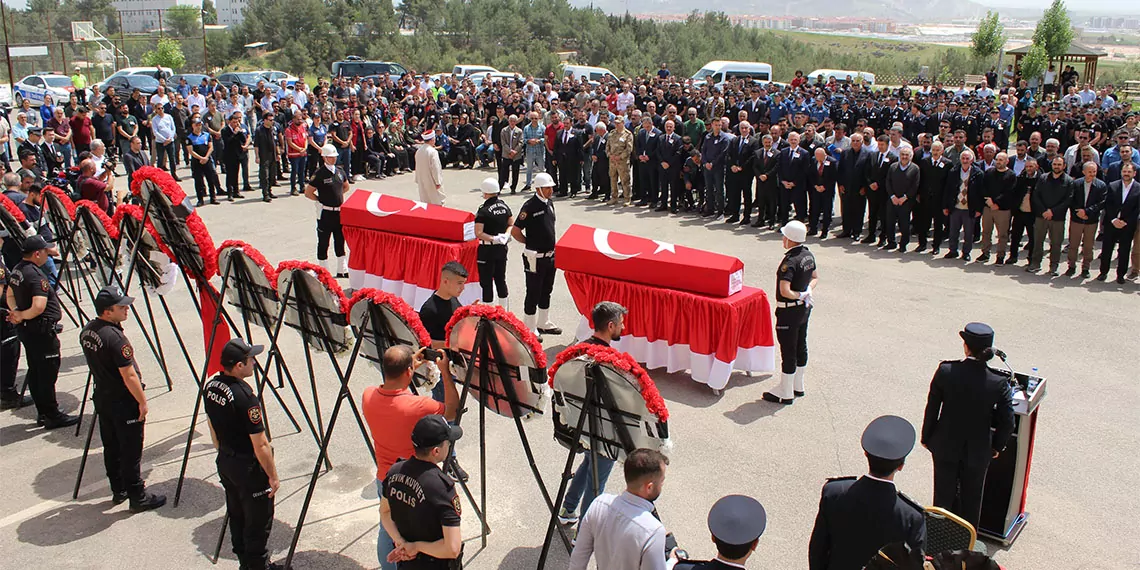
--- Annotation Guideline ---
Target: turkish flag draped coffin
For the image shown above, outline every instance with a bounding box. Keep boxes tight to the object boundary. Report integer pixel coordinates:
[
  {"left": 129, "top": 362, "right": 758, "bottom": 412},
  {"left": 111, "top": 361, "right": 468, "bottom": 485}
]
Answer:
[
  {"left": 340, "top": 190, "right": 476, "bottom": 242},
  {"left": 555, "top": 224, "right": 744, "bottom": 298}
]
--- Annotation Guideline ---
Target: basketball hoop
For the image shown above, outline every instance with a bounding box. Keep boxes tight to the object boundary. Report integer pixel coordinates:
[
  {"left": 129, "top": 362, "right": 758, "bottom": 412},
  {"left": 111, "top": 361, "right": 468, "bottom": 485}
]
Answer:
[{"left": 72, "top": 21, "right": 95, "bottom": 42}]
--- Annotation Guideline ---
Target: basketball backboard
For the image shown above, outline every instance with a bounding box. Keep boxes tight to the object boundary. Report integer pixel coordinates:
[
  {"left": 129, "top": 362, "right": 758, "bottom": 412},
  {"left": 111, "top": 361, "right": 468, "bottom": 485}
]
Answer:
[{"left": 71, "top": 21, "right": 95, "bottom": 41}]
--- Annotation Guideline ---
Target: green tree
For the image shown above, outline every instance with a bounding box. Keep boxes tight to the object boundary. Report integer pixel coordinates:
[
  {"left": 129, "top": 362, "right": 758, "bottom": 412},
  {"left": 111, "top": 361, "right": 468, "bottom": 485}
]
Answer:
[
  {"left": 202, "top": 0, "right": 218, "bottom": 25},
  {"left": 166, "top": 5, "right": 201, "bottom": 38},
  {"left": 971, "top": 11, "right": 1005, "bottom": 63},
  {"left": 142, "top": 37, "right": 186, "bottom": 70},
  {"left": 1019, "top": 44, "right": 1048, "bottom": 83},
  {"left": 1033, "top": 0, "right": 1073, "bottom": 60}
]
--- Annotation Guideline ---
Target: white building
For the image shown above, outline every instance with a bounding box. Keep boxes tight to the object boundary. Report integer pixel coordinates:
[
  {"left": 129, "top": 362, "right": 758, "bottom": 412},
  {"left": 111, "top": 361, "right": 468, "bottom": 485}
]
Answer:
[
  {"left": 215, "top": 0, "right": 248, "bottom": 27},
  {"left": 112, "top": 0, "right": 203, "bottom": 34}
]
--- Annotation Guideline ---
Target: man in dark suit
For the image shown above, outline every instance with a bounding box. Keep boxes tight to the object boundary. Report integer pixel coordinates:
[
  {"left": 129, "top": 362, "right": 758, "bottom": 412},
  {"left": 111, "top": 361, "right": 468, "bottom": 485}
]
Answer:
[
  {"left": 553, "top": 124, "right": 584, "bottom": 198},
  {"left": 1099, "top": 163, "right": 1139, "bottom": 283},
  {"left": 673, "top": 495, "right": 767, "bottom": 570},
  {"left": 751, "top": 134, "right": 781, "bottom": 230},
  {"left": 883, "top": 146, "right": 921, "bottom": 251},
  {"left": 778, "top": 131, "right": 810, "bottom": 225},
  {"left": 943, "top": 150, "right": 985, "bottom": 261},
  {"left": 725, "top": 122, "right": 756, "bottom": 225},
  {"left": 809, "top": 415, "right": 926, "bottom": 570},
  {"left": 837, "top": 134, "right": 872, "bottom": 239},
  {"left": 634, "top": 116, "right": 662, "bottom": 207},
  {"left": 915, "top": 140, "right": 953, "bottom": 254},
  {"left": 863, "top": 135, "right": 896, "bottom": 245},
  {"left": 1104, "top": 145, "right": 1136, "bottom": 184},
  {"left": 921, "top": 323, "right": 1015, "bottom": 529},
  {"left": 656, "top": 119, "right": 686, "bottom": 213},
  {"left": 805, "top": 147, "right": 838, "bottom": 238},
  {"left": 1065, "top": 161, "right": 1107, "bottom": 278},
  {"left": 587, "top": 123, "right": 610, "bottom": 201}
]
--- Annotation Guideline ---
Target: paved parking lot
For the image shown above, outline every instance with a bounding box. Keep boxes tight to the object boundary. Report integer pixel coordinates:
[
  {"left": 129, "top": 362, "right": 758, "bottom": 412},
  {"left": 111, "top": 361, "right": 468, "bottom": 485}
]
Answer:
[{"left": 1, "top": 165, "right": 1137, "bottom": 569}]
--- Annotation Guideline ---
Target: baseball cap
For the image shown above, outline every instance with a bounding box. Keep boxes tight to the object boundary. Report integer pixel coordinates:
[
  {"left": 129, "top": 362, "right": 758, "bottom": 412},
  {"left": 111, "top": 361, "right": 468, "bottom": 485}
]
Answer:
[
  {"left": 411, "top": 414, "right": 463, "bottom": 448},
  {"left": 220, "top": 338, "right": 264, "bottom": 367},
  {"left": 94, "top": 285, "right": 135, "bottom": 313},
  {"left": 21, "top": 235, "right": 50, "bottom": 253}
]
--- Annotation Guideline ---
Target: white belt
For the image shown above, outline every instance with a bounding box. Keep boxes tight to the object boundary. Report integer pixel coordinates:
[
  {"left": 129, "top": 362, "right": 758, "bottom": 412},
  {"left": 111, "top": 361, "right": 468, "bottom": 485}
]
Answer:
[
  {"left": 777, "top": 300, "right": 804, "bottom": 308},
  {"left": 529, "top": 250, "right": 554, "bottom": 258},
  {"left": 320, "top": 205, "right": 341, "bottom": 211}
]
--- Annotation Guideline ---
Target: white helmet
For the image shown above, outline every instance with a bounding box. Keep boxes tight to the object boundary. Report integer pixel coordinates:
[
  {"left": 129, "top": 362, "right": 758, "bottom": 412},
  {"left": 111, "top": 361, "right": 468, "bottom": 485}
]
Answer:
[
  {"left": 781, "top": 221, "right": 807, "bottom": 243},
  {"left": 321, "top": 144, "right": 338, "bottom": 158},
  {"left": 533, "top": 172, "right": 555, "bottom": 189},
  {"left": 480, "top": 177, "right": 501, "bottom": 194}
]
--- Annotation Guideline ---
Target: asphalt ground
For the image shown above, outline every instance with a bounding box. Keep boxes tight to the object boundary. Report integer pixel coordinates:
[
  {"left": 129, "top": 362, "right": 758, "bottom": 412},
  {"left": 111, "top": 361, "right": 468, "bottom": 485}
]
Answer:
[{"left": 1, "top": 162, "right": 1137, "bottom": 570}]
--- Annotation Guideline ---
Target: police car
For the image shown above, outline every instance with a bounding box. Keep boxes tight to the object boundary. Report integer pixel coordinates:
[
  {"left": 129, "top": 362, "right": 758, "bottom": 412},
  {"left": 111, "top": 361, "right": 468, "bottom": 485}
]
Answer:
[{"left": 13, "top": 74, "right": 74, "bottom": 107}]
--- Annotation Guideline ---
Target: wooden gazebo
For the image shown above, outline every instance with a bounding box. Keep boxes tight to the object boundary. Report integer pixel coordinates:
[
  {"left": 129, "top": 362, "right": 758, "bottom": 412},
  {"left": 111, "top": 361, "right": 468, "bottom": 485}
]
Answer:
[{"left": 1008, "top": 42, "right": 1107, "bottom": 85}]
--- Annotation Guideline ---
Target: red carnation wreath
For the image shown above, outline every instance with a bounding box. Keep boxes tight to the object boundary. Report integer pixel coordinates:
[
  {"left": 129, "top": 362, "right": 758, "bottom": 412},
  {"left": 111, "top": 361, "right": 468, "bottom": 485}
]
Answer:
[
  {"left": 547, "top": 344, "right": 668, "bottom": 422},
  {"left": 0, "top": 194, "right": 26, "bottom": 223},
  {"left": 75, "top": 200, "right": 121, "bottom": 239},
  {"left": 112, "top": 204, "right": 176, "bottom": 262},
  {"left": 42, "top": 186, "right": 78, "bottom": 220},
  {"left": 129, "top": 165, "right": 218, "bottom": 279},
  {"left": 276, "top": 260, "right": 349, "bottom": 315},
  {"left": 218, "top": 240, "right": 278, "bottom": 287},
  {"left": 444, "top": 304, "right": 547, "bottom": 368},
  {"left": 347, "top": 288, "right": 431, "bottom": 347}
]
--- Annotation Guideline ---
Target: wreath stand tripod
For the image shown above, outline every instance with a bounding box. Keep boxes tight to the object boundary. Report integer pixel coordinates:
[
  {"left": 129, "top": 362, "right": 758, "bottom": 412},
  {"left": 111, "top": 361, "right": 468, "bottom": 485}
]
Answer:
[
  {"left": 41, "top": 189, "right": 97, "bottom": 321},
  {"left": 536, "top": 362, "right": 640, "bottom": 568},
  {"left": 449, "top": 316, "right": 571, "bottom": 552}
]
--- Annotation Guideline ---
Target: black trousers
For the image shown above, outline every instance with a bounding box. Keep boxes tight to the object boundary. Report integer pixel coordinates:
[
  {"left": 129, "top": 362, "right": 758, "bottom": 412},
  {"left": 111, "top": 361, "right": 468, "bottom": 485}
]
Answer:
[
  {"left": 191, "top": 160, "right": 221, "bottom": 201},
  {"left": 365, "top": 151, "right": 386, "bottom": 177},
  {"left": 637, "top": 160, "right": 657, "bottom": 202},
  {"left": 933, "top": 456, "right": 990, "bottom": 529},
  {"left": 523, "top": 253, "right": 556, "bottom": 314},
  {"left": 726, "top": 170, "right": 753, "bottom": 219},
  {"left": 0, "top": 321, "right": 20, "bottom": 399},
  {"left": 912, "top": 195, "right": 943, "bottom": 247},
  {"left": 316, "top": 211, "right": 345, "bottom": 260},
  {"left": 545, "top": 153, "right": 559, "bottom": 187},
  {"left": 591, "top": 159, "right": 610, "bottom": 198},
  {"left": 96, "top": 400, "right": 144, "bottom": 497},
  {"left": 258, "top": 159, "right": 277, "bottom": 197},
  {"left": 754, "top": 180, "right": 778, "bottom": 226},
  {"left": 866, "top": 190, "right": 887, "bottom": 240},
  {"left": 498, "top": 157, "right": 520, "bottom": 190},
  {"left": 1009, "top": 210, "right": 1035, "bottom": 260},
  {"left": 224, "top": 156, "right": 243, "bottom": 196},
  {"left": 16, "top": 329, "right": 62, "bottom": 418},
  {"left": 842, "top": 188, "right": 867, "bottom": 237},
  {"left": 774, "top": 305, "right": 810, "bottom": 374},
  {"left": 885, "top": 201, "right": 913, "bottom": 246},
  {"left": 658, "top": 165, "right": 678, "bottom": 209},
  {"left": 557, "top": 161, "right": 581, "bottom": 196},
  {"left": 1100, "top": 224, "right": 1135, "bottom": 279},
  {"left": 477, "top": 246, "right": 508, "bottom": 302},
  {"left": 808, "top": 188, "right": 835, "bottom": 234},
  {"left": 217, "top": 452, "right": 274, "bottom": 570}
]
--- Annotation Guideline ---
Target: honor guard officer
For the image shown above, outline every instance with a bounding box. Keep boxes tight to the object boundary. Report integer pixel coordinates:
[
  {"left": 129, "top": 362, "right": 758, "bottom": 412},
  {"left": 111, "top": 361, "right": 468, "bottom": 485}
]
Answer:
[
  {"left": 473, "top": 177, "right": 514, "bottom": 307},
  {"left": 2, "top": 255, "right": 34, "bottom": 410},
  {"left": 79, "top": 286, "right": 166, "bottom": 511},
  {"left": 921, "top": 323, "right": 1015, "bottom": 529},
  {"left": 808, "top": 415, "right": 926, "bottom": 570},
  {"left": 763, "top": 221, "right": 818, "bottom": 405},
  {"left": 4, "top": 235, "right": 77, "bottom": 428},
  {"left": 305, "top": 143, "right": 349, "bottom": 279},
  {"left": 674, "top": 494, "right": 768, "bottom": 570},
  {"left": 204, "top": 339, "right": 284, "bottom": 570},
  {"left": 512, "top": 171, "right": 562, "bottom": 339}
]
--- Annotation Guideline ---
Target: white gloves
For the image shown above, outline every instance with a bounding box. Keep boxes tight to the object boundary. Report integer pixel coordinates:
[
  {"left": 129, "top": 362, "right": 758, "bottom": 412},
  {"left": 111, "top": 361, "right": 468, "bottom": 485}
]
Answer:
[
  {"left": 799, "top": 285, "right": 814, "bottom": 307},
  {"left": 492, "top": 233, "right": 511, "bottom": 245}
]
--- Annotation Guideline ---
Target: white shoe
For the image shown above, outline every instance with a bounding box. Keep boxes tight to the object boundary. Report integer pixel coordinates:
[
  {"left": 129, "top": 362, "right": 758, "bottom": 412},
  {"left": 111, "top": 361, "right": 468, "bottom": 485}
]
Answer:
[
  {"left": 335, "top": 255, "right": 348, "bottom": 278},
  {"left": 762, "top": 372, "right": 795, "bottom": 405}
]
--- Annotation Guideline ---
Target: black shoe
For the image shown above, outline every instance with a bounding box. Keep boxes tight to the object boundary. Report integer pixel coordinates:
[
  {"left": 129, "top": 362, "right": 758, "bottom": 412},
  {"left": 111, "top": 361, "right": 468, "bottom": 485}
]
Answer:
[
  {"left": 860, "top": 236, "right": 876, "bottom": 244},
  {"left": 0, "top": 395, "right": 33, "bottom": 410},
  {"left": 522, "top": 185, "right": 531, "bottom": 192},
  {"left": 977, "top": 253, "right": 990, "bottom": 263},
  {"left": 753, "top": 219, "right": 767, "bottom": 228},
  {"left": 228, "top": 194, "right": 236, "bottom": 202},
  {"left": 725, "top": 216, "right": 739, "bottom": 224},
  {"left": 793, "top": 390, "right": 805, "bottom": 398},
  {"left": 761, "top": 392, "right": 793, "bottom": 405},
  {"left": 883, "top": 243, "right": 897, "bottom": 251},
  {"left": 914, "top": 243, "right": 927, "bottom": 253},
  {"left": 262, "top": 196, "right": 272, "bottom": 203},
  {"left": 445, "top": 460, "right": 470, "bottom": 483},
  {"left": 1007, "top": 254, "right": 1018, "bottom": 264},
  {"left": 266, "top": 562, "right": 289, "bottom": 570},
  {"left": 538, "top": 325, "right": 563, "bottom": 335},
  {"left": 129, "top": 492, "right": 167, "bottom": 513},
  {"left": 897, "top": 245, "right": 907, "bottom": 253},
  {"left": 1080, "top": 269, "right": 1090, "bottom": 279},
  {"left": 739, "top": 217, "right": 751, "bottom": 226},
  {"left": 806, "top": 228, "right": 818, "bottom": 237},
  {"left": 1064, "top": 265, "right": 1076, "bottom": 277},
  {"left": 701, "top": 210, "right": 715, "bottom": 218},
  {"left": 1049, "top": 266, "right": 1060, "bottom": 277},
  {"left": 233, "top": 192, "right": 244, "bottom": 200},
  {"left": 1117, "top": 276, "right": 1127, "bottom": 284},
  {"left": 995, "top": 256, "right": 1006, "bottom": 266},
  {"left": 962, "top": 253, "right": 972, "bottom": 262},
  {"left": 195, "top": 199, "right": 205, "bottom": 207},
  {"left": 1096, "top": 272, "right": 1108, "bottom": 282},
  {"left": 42, "top": 414, "right": 80, "bottom": 429},
  {"left": 931, "top": 247, "right": 941, "bottom": 256},
  {"left": 655, "top": 205, "right": 669, "bottom": 212},
  {"left": 943, "top": 251, "right": 958, "bottom": 259},
  {"left": 510, "top": 189, "right": 517, "bottom": 195},
  {"left": 1026, "top": 266, "right": 1040, "bottom": 274},
  {"left": 837, "top": 232, "right": 851, "bottom": 239},
  {"left": 209, "top": 198, "right": 219, "bottom": 205},
  {"left": 112, "top": 491, "right": 129, "bottom": 505}
]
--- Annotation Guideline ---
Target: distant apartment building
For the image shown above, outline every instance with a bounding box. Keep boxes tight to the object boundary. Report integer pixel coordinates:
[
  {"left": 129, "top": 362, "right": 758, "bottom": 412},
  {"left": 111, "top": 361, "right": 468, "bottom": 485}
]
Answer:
[
  {"left": 112, "top": 0, "right": 202, "bottom": 33},
  {"left": 728, "top": 15, "right": 896, "bottom": 33},
  {"left": 1086, "top": 16, "right": 1140, "bottom": 30},
  {"left": 215, "top": 0, "right": 248, "bottom": 27}
]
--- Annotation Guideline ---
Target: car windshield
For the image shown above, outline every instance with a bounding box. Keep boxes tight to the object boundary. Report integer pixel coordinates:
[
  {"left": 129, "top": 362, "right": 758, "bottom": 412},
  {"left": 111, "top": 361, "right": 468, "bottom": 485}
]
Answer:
[
  {"left": 691, "top": 68, "right": 716, "bottom": 81},
  {"left": 131, "top": 76, "right": 160, "bottom": 88},
  {"left": 44, "top": 76, "right": 73, "bottom": 87}
]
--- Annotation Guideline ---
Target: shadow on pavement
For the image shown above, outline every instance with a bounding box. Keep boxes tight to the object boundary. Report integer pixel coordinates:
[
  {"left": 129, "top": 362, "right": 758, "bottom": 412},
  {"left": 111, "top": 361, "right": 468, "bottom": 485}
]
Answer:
[
  {"left": 496, "top": 544, "right": 569, "bottom": 570},
  {"left": 191, "top": 515, "right": 296, "bottom": 564},
  {"left": 724, "top": 397, "right": 783, "bottom": 425},
  {"left": 15, "top": 501, "right": 132, "bottom": 546},
  {"left": 147, "top": 476, "right": 224, "bottom": 519}
]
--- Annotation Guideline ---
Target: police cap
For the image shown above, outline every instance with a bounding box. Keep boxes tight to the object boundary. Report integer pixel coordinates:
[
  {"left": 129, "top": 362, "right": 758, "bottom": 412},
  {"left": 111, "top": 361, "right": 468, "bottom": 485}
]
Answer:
[
  {"left": 221, "top": 338, "right": 264, "bottom": 367},
  {"left": 861, "top": 415, "right": 916, "bottom": 461},
  {"left": 707, "top": 495, "right": 766, "bottom": 545},
  {"left": 94, "top": 285, "right": 135, "bottom": 313},
  {"left": 959, "top": 322, "right": 994, "bottom": 350},
  {"left": 21, "top": 235, "right": 50, "bottom": 253}
]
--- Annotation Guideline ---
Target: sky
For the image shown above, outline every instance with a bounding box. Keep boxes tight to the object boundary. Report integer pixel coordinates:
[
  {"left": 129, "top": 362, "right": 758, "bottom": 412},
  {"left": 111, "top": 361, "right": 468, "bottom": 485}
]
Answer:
[{"left": 974, "top": 0, "right": 1133, "bottom": 12}]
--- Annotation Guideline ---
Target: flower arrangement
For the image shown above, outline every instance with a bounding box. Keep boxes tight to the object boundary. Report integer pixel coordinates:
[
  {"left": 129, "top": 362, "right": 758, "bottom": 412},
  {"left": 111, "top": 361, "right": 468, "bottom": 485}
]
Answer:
[
  {"left": 547, "top": 343, "right": 668, "bottom": 423},
  {"left": 218, "top": 240, "right": 278, "bottom": 287},
  {"left": 346, "top": 288, "right": 431, "bottom": 347},
  {"left": 129, "top": 165, "right": 218, "bottom": 279},
  {"left": 42, "top": 185, "right": 78, "bottom": 220},
  {"left": 444, "top": 303, "right": 547, "bottom": 368}
]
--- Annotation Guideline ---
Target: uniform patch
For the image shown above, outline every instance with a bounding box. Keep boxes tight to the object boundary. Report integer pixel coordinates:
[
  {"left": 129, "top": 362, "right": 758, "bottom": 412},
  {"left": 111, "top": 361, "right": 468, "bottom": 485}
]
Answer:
[
  {"left": 780, "top": 263, "right": 788, "bottom": 273},
  {"left": 518, "top": 211, "right": 528, "bottom": 221},
  {"left": 122, "top": 344, "right": 134, "bottom": 360},
  {"left": 40, "top": 279, "right": 50, "bottom": 292},
  {"left": 452, "top": 494, "right": 462, "bottom": 516},
  {"left": 248, "top": 407, "right": 262, "bottom": 425}
]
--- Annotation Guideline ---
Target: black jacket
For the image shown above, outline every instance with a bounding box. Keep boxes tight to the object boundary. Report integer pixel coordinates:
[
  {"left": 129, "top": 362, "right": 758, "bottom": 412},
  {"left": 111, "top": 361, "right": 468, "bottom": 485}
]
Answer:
[
  {"left": 942, "top": 165, "right": 985, "bottom": 214},
  {"left": 808, "top": 476, "right": 926, "bottom": 570},
  {"left": 725, "top": 134, "right": 755, "bottom": 175},
  {"left": 980, "top": 167, "right": 1017, "bottom": 210},
  {"left": 655, "top": 131, "right": 685, "bottom": 171},
  {"left": 753, "top": 146, "right": 780, "bottom": 188},
  {"left": 807, "top": 156, "right": 839, "bottom": 192},
  {"left": 866, "top": 150, "right": 896, "bottom": 194},
  {"left": 917, "top": 155, "right": 953, "bottom": 201},
  {"left": 1032, "top": 172, "right": 1074, "bottom": 219},
  {"left": 921, "top": 358, "right": 1015, "bottom": 465},
  {"left": 553, "top": 128, "right": 585, "bottom": 163},
  {"left": 838, "top": 147, "right": 872, "bottom": 192},
  {"left": 778, "top": 145, "right": 810, "bottom": 190},
  {"left": 1103, "top": 179, "right": 1140, "bottom": 228},
  {"left": 885, "top": 161, "right": 921, "bottom": 200},
  {"left": 1068, "top": 177, "right": 1108, "bottom": 224}
]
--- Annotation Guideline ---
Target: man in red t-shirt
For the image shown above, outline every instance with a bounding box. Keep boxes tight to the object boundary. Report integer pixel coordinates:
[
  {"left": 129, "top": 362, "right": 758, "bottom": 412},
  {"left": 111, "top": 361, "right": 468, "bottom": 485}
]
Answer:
[
  {"left": 69, "top": 106, "right": 94, "bottom": 154},
  {"left": 363, "top": 345, "right": 458, "bottom": 570}
]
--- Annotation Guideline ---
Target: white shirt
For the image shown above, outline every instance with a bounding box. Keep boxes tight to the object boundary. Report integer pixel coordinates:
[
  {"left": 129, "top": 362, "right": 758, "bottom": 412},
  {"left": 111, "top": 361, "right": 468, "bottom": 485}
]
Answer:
[
  {"left": 569, "top": 491, "right": 667, "bottom": 570},
  {"left": 616, "top": 92, "right": 635, "bottom": 113},
  {"left": 186, "top": 93, "right": 206, "bottom": 112}
]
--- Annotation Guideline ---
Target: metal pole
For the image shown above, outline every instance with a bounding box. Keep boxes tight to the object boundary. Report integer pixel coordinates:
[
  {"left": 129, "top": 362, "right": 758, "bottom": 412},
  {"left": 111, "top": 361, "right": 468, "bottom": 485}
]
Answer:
[
  {"left": 0, "top": 0, "right": 14, "bottom": 93},
  {"left": 118, "top": 13, "right": 125, "bottom": 71},
  {"left": 200, "top": 10, "right": 208, "bottom": 72}
]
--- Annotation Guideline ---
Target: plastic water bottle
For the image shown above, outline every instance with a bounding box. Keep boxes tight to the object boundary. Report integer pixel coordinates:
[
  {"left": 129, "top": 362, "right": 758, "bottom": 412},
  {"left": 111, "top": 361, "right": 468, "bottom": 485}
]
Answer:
[{"left": 1031, "top": 367, "right": 1038, "bottom": 379}]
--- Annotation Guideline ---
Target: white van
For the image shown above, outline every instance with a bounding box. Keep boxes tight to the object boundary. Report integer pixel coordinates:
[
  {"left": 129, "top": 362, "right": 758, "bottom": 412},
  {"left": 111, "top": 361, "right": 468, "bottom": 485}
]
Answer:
[
  {"left": 452, "top": 65, "right": 499, "bottom": 77},
  {"left": 691, "top": 61, "right": 773, "bottom": 89},
  {"left": 561, "top": 64, "right": 619, "bottom": 85},
  {"left": 808, "top": 69, "right": 876, "bottom": 85}
]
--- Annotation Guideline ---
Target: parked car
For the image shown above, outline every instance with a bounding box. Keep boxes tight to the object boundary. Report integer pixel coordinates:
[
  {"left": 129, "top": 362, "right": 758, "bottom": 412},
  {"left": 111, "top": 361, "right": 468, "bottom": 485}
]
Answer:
[
  {"left": 470, "top": 72, "right": 523, "bottom": 89},
  {"left": 216, "top": 72, "right": 267, "bottom": 89},
  {"left": 99, "top": 74, "right": 161, "bottom": 96},
  {"left": 170, "top": 73, "right": 211, "bottom": 90},
  {"left": 91, "top": 66, "right": 173, "bottom": 99},
  {"left": 331, "top": 57, "right": 407, "bottom": 78},
  {"left": 259, "top": 70, "right": 299, "bottom": 87},
  {"left": 0, "top": 84, "right": 11, "bottom": 106},
  {"left": 13, "top": 74, "right": 74, "bottom": 107},
  {"left": 452, "top": 64, "right": 499, "bottom": 77}
]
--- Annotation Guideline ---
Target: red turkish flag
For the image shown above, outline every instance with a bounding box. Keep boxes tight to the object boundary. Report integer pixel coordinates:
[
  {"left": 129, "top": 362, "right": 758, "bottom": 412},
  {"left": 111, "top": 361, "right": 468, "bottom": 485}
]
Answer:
[
  {"left": 340, "top": 191, "right": 475, "bottom": 242},
  {"left": 198, "top": 280, "right": 231, "bottom": 376},
  {"left": 555, "top": 224, "right": 744, "bottom": 297}
]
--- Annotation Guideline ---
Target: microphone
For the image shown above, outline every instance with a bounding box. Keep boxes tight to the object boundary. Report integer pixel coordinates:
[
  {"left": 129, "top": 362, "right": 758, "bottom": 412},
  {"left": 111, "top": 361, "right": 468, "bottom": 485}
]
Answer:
[
  {"left": 988, "top": 347, "right": 1008, "bottom": 361},
  {"left": 986, "top": 347, "right": 1016, "bottom": 386}
]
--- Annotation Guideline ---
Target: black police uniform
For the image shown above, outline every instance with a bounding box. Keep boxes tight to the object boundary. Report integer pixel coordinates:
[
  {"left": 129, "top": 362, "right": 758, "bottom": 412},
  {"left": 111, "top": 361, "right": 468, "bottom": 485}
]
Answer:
[
  {"left": 204, "top": 372, "right": 275, "bottom": 570},
  {"left": 383, "top": 457, "right": 463, "bottom": 570},
  {"left": 8, "top": 258, "right": 66, "bottom": 421},
  {"left": 310, "top": 164, "right": 348, "bottom": 266},
  {"left": 80, "top": 317, "right": 147, "bottom": 499},
  {"left": 514, "top": 194, "right": 557, "bottom": 318},
  {"left": 0, "top": 264, "right": 25, "bottom": 406},
  {"left": 774, "top": 245, "right": 815, "bottom": 376},
  {"left": 474, "top": 195, "right": 512, "bottom": 303},
  {"left": 674, "top": 493, "right": 768, "bottom": 570},
  {"left": 921, "top": 326, "right": 1015, "bottom": 529}
]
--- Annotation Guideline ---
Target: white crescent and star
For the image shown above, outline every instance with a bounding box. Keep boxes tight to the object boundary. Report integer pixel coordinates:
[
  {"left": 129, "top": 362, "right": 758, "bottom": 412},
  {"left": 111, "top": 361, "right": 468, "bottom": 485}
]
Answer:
[
  {"left": 652, "top": 240, "right": 675, "bottom": 254},
  {"left": 366, "top": 193, "right": 430, "bottom": 217},
  {"left": 592, "top": 229, "right": 677, "bottom": 259}
]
